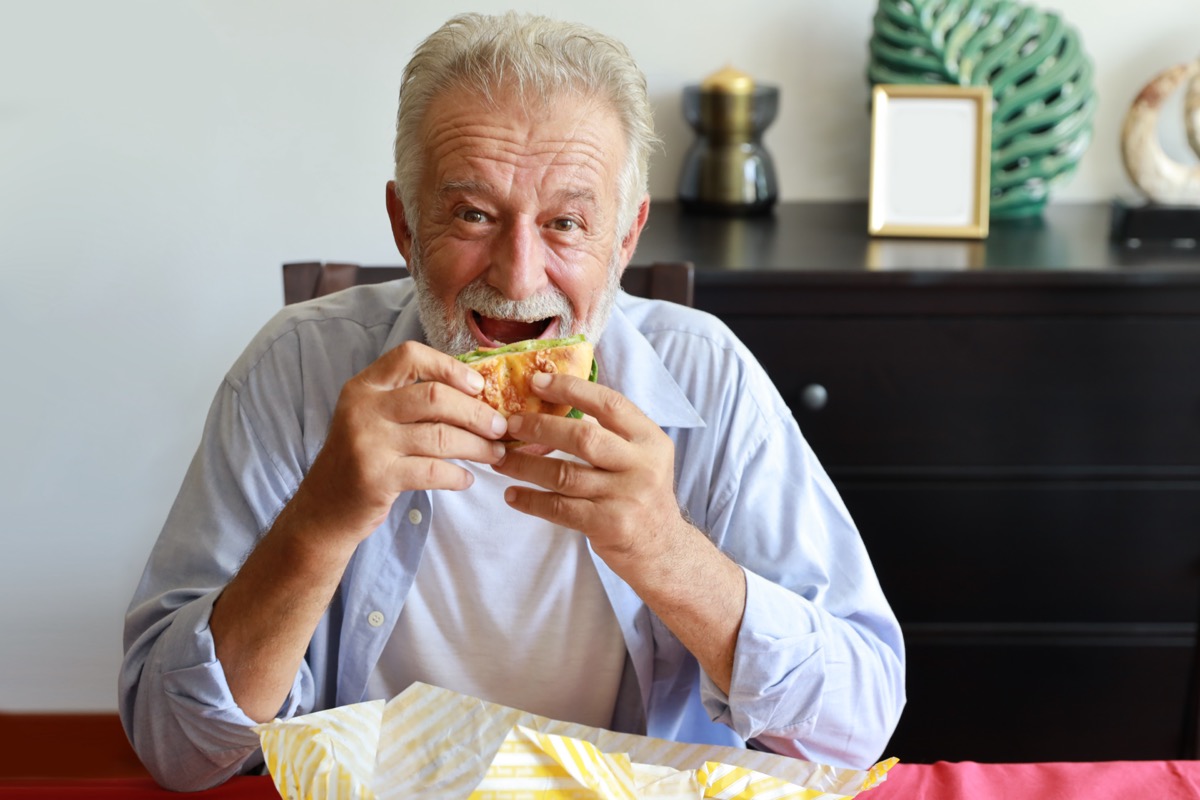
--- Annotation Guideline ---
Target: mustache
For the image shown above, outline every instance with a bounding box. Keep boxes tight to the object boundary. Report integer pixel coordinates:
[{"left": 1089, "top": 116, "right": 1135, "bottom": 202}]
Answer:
[{"left": 455, "top": 278, "right": 574, "bottom": 323}]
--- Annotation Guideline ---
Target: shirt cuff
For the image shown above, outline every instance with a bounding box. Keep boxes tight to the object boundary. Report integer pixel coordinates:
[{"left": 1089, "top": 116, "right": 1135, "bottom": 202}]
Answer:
[
  {"left": 701, "top": 567, "right": 824, "bottom": 741},
  {"left": 158, "top": 590, "right": 310, "bottom": 751}
]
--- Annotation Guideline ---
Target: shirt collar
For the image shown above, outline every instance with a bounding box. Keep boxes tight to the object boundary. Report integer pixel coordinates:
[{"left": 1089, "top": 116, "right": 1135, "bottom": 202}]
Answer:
[
  {"left": 596, "top": 296, "right": 705, "bottom": 431},
  {"left": 381, "top": 281, "right": 705, "bottom": 431}
]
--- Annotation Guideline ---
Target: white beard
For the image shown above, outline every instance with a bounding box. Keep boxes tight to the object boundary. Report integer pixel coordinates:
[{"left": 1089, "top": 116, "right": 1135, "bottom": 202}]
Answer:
[{"left": 410, "top": 244, "right": 623, "bottom": 355}]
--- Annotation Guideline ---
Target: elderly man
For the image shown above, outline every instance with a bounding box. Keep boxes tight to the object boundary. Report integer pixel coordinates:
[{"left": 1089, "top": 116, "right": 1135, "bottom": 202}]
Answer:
[{"left": 120, "top": 11, "right": 904, "bottom": 791}]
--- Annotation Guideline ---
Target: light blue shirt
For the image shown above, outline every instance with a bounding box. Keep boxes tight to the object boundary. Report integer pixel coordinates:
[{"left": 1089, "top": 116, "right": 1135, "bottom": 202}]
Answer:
[{"left": 120, "top": 279, "right": 905, "bottom": 791}]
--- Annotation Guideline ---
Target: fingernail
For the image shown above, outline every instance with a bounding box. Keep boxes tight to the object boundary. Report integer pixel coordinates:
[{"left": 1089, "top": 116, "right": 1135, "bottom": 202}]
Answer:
[
  {"left": 467, "top": 371, "right": 485, "bottom": 393},
  {"left": 507, "top": 415, "right": 523, "bottom": 434},
  {"left": 491, "top": 414, "right": 507, "bottom": 436},
  {"left": 492, "top": 442, "right": 507, "bottom": 461},
  {"left": 531, "top": 372, "right": 551, "bottom": 389}
]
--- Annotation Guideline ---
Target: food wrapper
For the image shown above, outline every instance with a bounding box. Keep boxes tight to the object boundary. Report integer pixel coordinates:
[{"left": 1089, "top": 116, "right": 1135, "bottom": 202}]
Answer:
[{"left": 256, "top": 682, "right": 897, "bottom": 800}]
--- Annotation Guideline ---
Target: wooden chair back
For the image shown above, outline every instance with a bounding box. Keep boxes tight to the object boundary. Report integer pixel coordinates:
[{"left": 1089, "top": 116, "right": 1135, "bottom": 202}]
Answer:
[{"left": 283, "top": 261, "right": 694, "bottom": 307}]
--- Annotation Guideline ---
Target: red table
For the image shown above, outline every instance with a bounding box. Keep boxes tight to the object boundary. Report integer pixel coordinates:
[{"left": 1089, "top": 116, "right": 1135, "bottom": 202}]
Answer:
[
  {"left": 0, "top": 775, "right": 272, "bottom": 798},
  {"left": 869, "top": 760, "right": 1200, "bottom": 799},
  {"left": 3, "top": 760, "right": 1199, "bottom": 798}
]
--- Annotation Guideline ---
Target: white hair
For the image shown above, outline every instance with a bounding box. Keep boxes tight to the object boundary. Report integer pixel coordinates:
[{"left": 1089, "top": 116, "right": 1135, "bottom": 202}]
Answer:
[{"left": 392, "top": 12, "right": 659, "bottom": 243}]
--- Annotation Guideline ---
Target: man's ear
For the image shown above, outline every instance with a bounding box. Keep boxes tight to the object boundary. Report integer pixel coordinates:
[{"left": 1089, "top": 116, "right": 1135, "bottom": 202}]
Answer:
[
  {"left": 617, "top": 195, "right": 651, "bottom": 270},
  {"left": 385, "top": 180, "right": 413, "bottom": 262}
]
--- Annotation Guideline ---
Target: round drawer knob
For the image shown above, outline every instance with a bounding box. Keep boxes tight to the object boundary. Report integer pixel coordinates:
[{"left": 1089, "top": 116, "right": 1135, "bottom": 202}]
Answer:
[{"left": 801, "top": 383, "right": 828, "bottom": 411}]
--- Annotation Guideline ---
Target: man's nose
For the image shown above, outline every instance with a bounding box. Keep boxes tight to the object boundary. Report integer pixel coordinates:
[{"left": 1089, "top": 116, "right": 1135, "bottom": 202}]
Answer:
[{"left": 488, "top": 219, "right": 548, "bottom": 300}]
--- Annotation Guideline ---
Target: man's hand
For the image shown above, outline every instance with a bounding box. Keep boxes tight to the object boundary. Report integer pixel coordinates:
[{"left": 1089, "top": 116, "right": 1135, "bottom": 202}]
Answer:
[
  {"left": 298, "top": 340, "right": 510, "bottom": 545},
  {"left": 212, "top": 340, "right": 508, "bottom": 722},
  {"left": 493, "top": 372, "right": 682, "bottom": 572},
  {"left": 492, "top": 371, "right": 746, "bottom": 692}
]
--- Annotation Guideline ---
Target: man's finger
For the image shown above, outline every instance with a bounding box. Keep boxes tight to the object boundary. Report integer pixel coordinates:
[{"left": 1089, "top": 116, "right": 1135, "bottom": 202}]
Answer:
[
  {"left": 362, "top": 340, "right": 485, "bottom": 396},
  {"left": 391, "top": 422, "right": 508, "bottom": 465},
  {"left": 393, "top": 456, "right": 478, "bottom": 492},
  {"left": 526, "top": 372, "right": 648, "bottom": 441},
  {"left": 382, "top": 381, "right": 509, "bottom": 441},
  {"left": 492, "top": 448, "right": 599, "bottom": 498},
  {"left": 503, "top": 485, "right": 595, "bottom": 530},
  {"left": 505, "top": 410, "right": 629, "bottom": 470}
]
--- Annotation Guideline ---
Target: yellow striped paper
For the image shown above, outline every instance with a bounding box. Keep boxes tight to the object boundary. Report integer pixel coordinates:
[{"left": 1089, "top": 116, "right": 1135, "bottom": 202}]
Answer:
[
  {"left": 471, "top": 726, "right": 639, "bottom": 798},
  {"left": 255, "top": 683, "right": 898, "bottom": 800},
  {"left": 466, "top": 727, "right": 900, "bottom": 800},
  {"left": 256, "top": 699, "right": 383, "bottom": 800}
]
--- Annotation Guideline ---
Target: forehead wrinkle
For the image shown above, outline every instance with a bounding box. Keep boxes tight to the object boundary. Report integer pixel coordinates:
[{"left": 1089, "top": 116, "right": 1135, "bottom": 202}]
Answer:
[
  {"left": 421, "top": 92, "right": 621, "bottom": 217},
  {"left": 424, "top": 96, "right": 613, "bottom": 162},
  {"left": 441, "top": 138, "right": 611, "bottom": 205},
  {"left": 426, "top": 129, "right": 610, "bottom": 198}
]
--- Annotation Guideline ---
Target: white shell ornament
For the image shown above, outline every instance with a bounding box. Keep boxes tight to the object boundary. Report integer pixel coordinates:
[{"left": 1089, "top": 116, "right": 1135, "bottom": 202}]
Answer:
[{"left": 1120, "top": 59, "right": 1200, "bottom": 207}]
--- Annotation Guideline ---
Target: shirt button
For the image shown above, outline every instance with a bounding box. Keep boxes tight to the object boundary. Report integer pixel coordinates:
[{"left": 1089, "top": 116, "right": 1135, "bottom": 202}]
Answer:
[
  {"left": 367, "top": 611, "right": 385, "bottom": 628},
  {"left": 408, "top": 508, "right": 423, "bottom": 525}
]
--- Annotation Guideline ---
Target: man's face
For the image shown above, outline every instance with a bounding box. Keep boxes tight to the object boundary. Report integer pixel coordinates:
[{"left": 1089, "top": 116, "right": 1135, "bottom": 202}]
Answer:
[{"left": 400, "top": 85, "right": 636, "bottom": 355}]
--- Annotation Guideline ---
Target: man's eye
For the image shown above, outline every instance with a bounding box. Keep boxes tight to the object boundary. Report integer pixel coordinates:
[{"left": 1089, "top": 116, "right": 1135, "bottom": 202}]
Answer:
[
  {"left": 458, "top": 209, "right": 486, "bottom": 223},
  {"left": 550, "top": 218, "right": 578, "bottom": 232}
]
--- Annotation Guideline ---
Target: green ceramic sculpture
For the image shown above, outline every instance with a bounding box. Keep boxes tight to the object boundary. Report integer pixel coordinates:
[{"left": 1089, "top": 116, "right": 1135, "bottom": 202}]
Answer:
[{"left": 868, "top": 0, "right": 1096, "bottom": 218}]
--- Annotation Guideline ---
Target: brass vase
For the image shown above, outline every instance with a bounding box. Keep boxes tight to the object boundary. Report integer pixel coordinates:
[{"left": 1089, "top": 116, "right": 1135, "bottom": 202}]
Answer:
[{"left": 678, "top": 67, "right": 779, "bottom": 215}]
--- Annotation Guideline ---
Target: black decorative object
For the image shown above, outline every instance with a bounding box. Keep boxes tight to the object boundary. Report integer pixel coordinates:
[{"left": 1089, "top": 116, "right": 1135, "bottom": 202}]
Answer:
[{"left": 677, "top": 66, "right": 779, "bottom": 216}]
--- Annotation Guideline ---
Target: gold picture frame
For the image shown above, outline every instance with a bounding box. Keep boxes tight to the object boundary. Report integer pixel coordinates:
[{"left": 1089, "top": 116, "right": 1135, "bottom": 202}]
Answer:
[{"left": 868, "top": 84, "right": 993, "bottom": 239}]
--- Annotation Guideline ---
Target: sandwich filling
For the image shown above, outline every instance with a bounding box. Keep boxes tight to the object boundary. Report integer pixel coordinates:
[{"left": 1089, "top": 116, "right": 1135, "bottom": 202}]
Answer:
[{"left": 456, "top": 335, "right": 597, "bottom": 428}]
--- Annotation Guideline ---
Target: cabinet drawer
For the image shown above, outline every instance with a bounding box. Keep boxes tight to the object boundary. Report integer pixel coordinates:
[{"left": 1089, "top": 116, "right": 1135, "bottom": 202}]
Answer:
[
  {"left": 844, "top": 482, "right": 1200, "bottom": 624},
  {"left": 889, "top": 636, "right": 1194, "bottom": 761},
  {"left": 725, "top": 316, "right": 1200, "bottom": 469}
]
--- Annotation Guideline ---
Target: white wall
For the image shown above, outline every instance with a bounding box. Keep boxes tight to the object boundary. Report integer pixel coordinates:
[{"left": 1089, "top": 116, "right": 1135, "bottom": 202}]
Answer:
[{"left": 2, "top": 0, "right": 1196, "bottom": 710}]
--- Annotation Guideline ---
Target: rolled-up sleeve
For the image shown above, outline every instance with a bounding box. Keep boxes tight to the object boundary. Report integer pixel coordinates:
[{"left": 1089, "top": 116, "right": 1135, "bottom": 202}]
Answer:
[
  {"left": 119, "top": 375, "right": 313, "bottom": 790},
  {"left": 702, "top": 567, "right": 905, "bottom": 767},
  {"left": 692, "top": 378, "right": 905, "bottom": 767},
  {"left": 121, "top": 588, "right": 311, "bottom": 790}
]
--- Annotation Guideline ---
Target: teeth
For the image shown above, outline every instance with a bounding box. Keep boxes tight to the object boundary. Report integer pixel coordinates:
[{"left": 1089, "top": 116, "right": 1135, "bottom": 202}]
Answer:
[{"left": 476, "top": 313, "right": 550, "bottom": 324}]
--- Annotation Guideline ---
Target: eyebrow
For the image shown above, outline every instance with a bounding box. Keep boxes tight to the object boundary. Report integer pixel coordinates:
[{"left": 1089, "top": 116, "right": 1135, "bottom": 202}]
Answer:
[
  {"left": 556, "top": 187, "right": 600, "bottom": 208},
  {"left": 432, "top": 177, "right": 604, "bottom": 219},
  {"left": 436, "top": 182, "right": 602, "bottom": 212},
  {"left": 436, "top": 179, "right": 493, "bottom": 202}
]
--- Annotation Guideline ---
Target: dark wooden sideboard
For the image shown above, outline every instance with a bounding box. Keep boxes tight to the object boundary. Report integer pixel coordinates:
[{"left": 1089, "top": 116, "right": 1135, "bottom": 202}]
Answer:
[{"left": 637, "top": 201, "right": 1200, "bottom": 763}]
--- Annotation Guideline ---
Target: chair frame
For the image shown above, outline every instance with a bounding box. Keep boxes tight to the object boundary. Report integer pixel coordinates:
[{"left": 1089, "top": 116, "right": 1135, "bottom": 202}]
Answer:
[{"left": 283, "top": 261, "right": 694, "bottom": 307}]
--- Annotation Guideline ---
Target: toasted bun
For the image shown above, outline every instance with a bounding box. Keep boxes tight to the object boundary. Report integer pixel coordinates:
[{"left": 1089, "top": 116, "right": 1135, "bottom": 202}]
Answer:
[{"left": 461, "top": 339, "right": 594, "bottom": 441}]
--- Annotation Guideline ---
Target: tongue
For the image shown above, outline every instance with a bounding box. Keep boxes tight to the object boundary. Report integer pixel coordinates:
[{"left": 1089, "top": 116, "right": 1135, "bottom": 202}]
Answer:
[{"left": 478, "top": 315, "right": 549, "bottom": 344}]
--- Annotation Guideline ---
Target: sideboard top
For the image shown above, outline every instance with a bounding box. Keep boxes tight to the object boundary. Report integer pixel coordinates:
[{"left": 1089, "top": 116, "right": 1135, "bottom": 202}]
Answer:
[{"left": 635, "top": 201, "right": 1200, "bottom": 279}]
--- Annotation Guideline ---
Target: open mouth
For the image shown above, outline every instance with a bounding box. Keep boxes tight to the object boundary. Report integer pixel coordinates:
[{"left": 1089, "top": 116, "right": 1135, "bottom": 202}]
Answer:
[{"left": 469, "top": 312, "right": 560, "bottom": 347}]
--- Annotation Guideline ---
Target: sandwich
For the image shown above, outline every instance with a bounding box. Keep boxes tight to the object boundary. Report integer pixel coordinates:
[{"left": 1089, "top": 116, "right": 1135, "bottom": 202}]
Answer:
[{"left": 455, "top": 334, "right": 597, "bottom": 443}]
